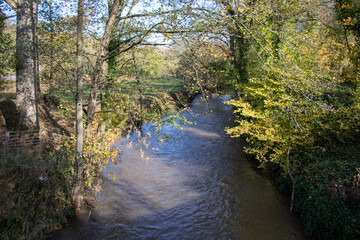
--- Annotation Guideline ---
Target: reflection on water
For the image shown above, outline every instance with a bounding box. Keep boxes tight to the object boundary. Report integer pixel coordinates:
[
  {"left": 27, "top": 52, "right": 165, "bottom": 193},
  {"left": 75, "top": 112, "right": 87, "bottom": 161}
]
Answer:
[
  {"left": 99, "top": 151, "right": 202, "bottom": 221},
  {"left": 52, "top": 95, "right": 306, "bottom": 240},
  {"left": 184, "top": 127, "right": 221, "bottom": 138}
]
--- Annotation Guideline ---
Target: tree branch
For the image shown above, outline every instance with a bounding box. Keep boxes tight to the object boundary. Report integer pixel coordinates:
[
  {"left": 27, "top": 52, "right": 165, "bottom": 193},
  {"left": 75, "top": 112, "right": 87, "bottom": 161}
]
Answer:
[
  {"left": 4, "top": 0, "right": 17, "bottom": 11},
  {"left": 3, "top": 14, "right": 16, "bottom": 19},
  {"left": 105, "top": 21, "right": 164, "bottom": 60},
  {"left": 116, "top": 7, "right": 214, "bottom": 21}
]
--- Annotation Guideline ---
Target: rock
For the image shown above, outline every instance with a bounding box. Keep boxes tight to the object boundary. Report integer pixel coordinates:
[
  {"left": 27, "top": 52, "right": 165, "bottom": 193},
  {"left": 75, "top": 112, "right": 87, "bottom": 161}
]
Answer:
[{"left": 0, "top": 99, "right": 18, "bottom": 130}]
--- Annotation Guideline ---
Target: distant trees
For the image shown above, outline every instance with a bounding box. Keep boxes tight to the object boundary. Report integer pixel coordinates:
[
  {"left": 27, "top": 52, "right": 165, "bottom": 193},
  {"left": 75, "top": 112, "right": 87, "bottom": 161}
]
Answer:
[
  {"left": 85, "top": 0, "right": 199, "bottom": 126},
  {"left": 175, "top": 38, "right": 231, "bottom": 94}
]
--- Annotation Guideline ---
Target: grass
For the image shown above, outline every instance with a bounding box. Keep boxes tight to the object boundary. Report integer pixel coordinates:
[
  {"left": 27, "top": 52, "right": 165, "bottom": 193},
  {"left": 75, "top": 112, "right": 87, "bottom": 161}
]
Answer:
[
  {"left": 46, "top": 85, "right": 92, "bottom": 105},
  {"left": 35, "top": 77, "right": 185, "bottom": 104},
  {"left": 0, "top": 80, "right": 16, "bottom": 100},
  {"left": 107, "top": 77, "right": 185, "bottom": 103},
  {"left": 0, "top": 92, "right": 16, "bottom": 100},
  {"left": 144, "top": 77, "right": 185, "bottom": 93}
]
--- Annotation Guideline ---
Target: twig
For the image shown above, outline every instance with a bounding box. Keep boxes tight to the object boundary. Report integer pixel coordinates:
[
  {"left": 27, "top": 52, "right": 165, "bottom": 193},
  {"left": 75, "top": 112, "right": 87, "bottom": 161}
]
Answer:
[{"left": 287, "top": 146, "right": 296, "bottom": 213}]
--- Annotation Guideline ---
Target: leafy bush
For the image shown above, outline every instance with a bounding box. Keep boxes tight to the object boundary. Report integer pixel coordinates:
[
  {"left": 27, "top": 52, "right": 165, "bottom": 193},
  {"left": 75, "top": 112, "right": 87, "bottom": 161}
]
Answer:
[{"left": 296, "top": 179, "right": 359, "bottom": 240}]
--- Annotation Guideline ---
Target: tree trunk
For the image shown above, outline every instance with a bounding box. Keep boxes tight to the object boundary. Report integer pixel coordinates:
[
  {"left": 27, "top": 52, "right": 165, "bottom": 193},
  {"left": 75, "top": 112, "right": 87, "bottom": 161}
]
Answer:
[
  {"left": 73, "top": 0, "right": 85, "bottom": 212},
  {"left": 87, "top": 62, "right": 102, "bottom": 126},
  {"left": 47, "top": 0, "right": 55, "bottom": 90},
  {"left": 225, "top": 2, "right": 248, "bottom": 85},
  {"left": 234, "top": 32, "right": 248, "bottom": 84},
  {"left": 33, "top": 0, "right": 41, "bottom": 97},
  {"left": 87, "top": 0, "right": 120, "bottom": 126},
  {"left": 15, "top": 0, "right": 39, "bottom": 130}
]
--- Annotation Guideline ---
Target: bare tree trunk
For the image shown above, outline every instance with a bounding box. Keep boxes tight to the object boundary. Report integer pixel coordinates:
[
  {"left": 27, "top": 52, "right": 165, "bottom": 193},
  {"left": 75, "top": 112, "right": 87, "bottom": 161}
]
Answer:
[
  {"left": 87, "top": 0, "right": 120, "bottom": 127},
  {"left": 73, "top": 0, "right": 85, "bottom": 212},
  {"left": 15, "top": 0, "right": 39, "bottom": 130}
]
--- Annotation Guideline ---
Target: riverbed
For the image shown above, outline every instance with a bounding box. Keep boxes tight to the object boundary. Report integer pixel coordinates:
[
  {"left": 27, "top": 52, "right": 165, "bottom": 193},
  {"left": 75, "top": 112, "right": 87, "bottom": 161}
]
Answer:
[{"left": 52, "top": 95, "right": 306, "bottom": 240}]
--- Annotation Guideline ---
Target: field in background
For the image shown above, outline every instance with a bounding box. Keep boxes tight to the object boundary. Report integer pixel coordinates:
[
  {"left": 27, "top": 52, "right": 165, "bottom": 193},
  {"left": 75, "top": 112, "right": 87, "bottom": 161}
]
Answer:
[{"left": 0, "top": 77, "right": 185, "bottom": 104}]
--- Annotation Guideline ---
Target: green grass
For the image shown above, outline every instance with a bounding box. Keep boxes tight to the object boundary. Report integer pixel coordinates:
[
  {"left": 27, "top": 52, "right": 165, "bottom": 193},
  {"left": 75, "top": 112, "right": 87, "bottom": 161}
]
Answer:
[
  {"left": 44, "top": 85, "right": 93, "bottom": 105},
  {"left": 144, "top": 77, "right": 185, "bottom": 93},
  {"left": 120, "top": 77, "right": 185, "bottom": 100},
  {"left": 0, "top": 92, "right": 16, "bottom": 100}
]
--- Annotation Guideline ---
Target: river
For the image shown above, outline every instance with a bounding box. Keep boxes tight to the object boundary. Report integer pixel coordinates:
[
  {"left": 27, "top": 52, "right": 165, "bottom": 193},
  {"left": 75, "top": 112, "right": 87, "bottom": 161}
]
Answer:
[{"left": 52, "top": 95, "right": 306, "bottom": 240}]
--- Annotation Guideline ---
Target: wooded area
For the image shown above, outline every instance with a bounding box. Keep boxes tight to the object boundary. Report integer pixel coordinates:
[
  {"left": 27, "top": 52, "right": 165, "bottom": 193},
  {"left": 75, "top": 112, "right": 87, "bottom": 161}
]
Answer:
[{"left": 0, "top": 0, "right": 359, "bottom": 239}]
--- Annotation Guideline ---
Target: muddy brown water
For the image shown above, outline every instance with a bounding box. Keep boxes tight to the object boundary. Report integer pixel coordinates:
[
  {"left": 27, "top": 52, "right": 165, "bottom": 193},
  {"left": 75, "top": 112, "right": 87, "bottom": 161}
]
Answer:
[{"left": 52, "top": 95, "right": 306, "bottom": 240}]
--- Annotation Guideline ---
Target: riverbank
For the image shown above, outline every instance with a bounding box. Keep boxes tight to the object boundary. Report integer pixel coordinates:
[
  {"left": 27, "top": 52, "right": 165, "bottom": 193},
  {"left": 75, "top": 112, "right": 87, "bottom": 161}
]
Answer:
[
  {"left": 0, "top": 79, "right": 195, "bottom": 239},
  {"left": 243, "top": 134, "right": 360, "bottom": 239}
]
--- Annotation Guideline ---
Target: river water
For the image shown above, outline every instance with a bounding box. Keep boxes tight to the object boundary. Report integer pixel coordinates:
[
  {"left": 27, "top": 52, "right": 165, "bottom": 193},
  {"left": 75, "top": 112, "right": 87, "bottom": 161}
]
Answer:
[{"left": 52, "top": 95, "right": 306, "bottom": 240}]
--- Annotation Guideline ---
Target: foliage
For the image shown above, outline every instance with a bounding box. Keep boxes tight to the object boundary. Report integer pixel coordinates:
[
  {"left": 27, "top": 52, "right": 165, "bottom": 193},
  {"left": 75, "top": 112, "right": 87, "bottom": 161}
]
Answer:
[
  {"left": 335, "top": 0, "right": 360, "bottom": 80},
  {"left": 59, "top": 125, "right": 120, "bottom": 191},
  {"left": 224, "top": 0, "right": 360, "bottom": 238},
  {"left": 0, "top": 130, "right": 120, "bottom": 239},
  {"left": 101, "top": 91, "right": 129, "bottom": 129},
  {"left": 176, "top": 39, "right": 232, "bottom": 94},
  {"left": 4, "top": 0, "right": 360, "bottom": 238},
  {"left": 116, "top": 46, "right": 165, "bottom": 79},
  {"left": 0, "top": 8, "right": 14, "bottom": 90},
  {"left": 226, "top": 0, "right": 359, "bottom": 170},
  {"left": 207, "top": 59, "right": 238, "bottom": 92},
  {"left": 38, "top": 13, "right": 81, "bottom": 94},
  {"left": 296, "top": 179, "right": 359, "bottom": 239}
]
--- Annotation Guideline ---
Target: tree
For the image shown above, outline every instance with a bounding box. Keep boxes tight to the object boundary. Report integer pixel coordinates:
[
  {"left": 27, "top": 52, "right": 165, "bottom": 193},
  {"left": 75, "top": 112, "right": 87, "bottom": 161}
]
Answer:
[
  {"left": 85, "top": 0, "right": 207, "bottom": 127},
  {"left": 86, "top": 0, "right": 121, "bottom": 126},
  {"left": 5, "top": 0, "right": 40, "bottom": 130},
  {"left": 218, "top": 0, "right": 249, "bottom": 84},
  {"left": 38, "top": 13, "right": 81, "bottom": 95},
  {"left": 224, "top": 0, "right": 360, "bottom": 217},
  {"left": 73, "top": 0, "right": 85, "bottom": 212}
]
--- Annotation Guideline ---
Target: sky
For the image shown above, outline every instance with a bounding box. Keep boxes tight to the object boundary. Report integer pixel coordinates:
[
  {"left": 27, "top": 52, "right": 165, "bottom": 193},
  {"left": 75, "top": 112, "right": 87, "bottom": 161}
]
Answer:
[{"left": 1, "top": 0, "right": 218, "bottom": 46}]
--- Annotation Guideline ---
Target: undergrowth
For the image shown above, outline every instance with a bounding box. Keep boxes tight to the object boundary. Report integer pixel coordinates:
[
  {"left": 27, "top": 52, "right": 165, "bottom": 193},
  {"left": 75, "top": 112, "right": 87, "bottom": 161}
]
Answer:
[
  {"left": 0, "top": 125, "right": 120, "bottom": 239},
  {"left": 0, "top": 150, "right": 75, "bottom": 240},
  {"left": 263, "top": 144, "right": 360, "bottom": 240}
]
